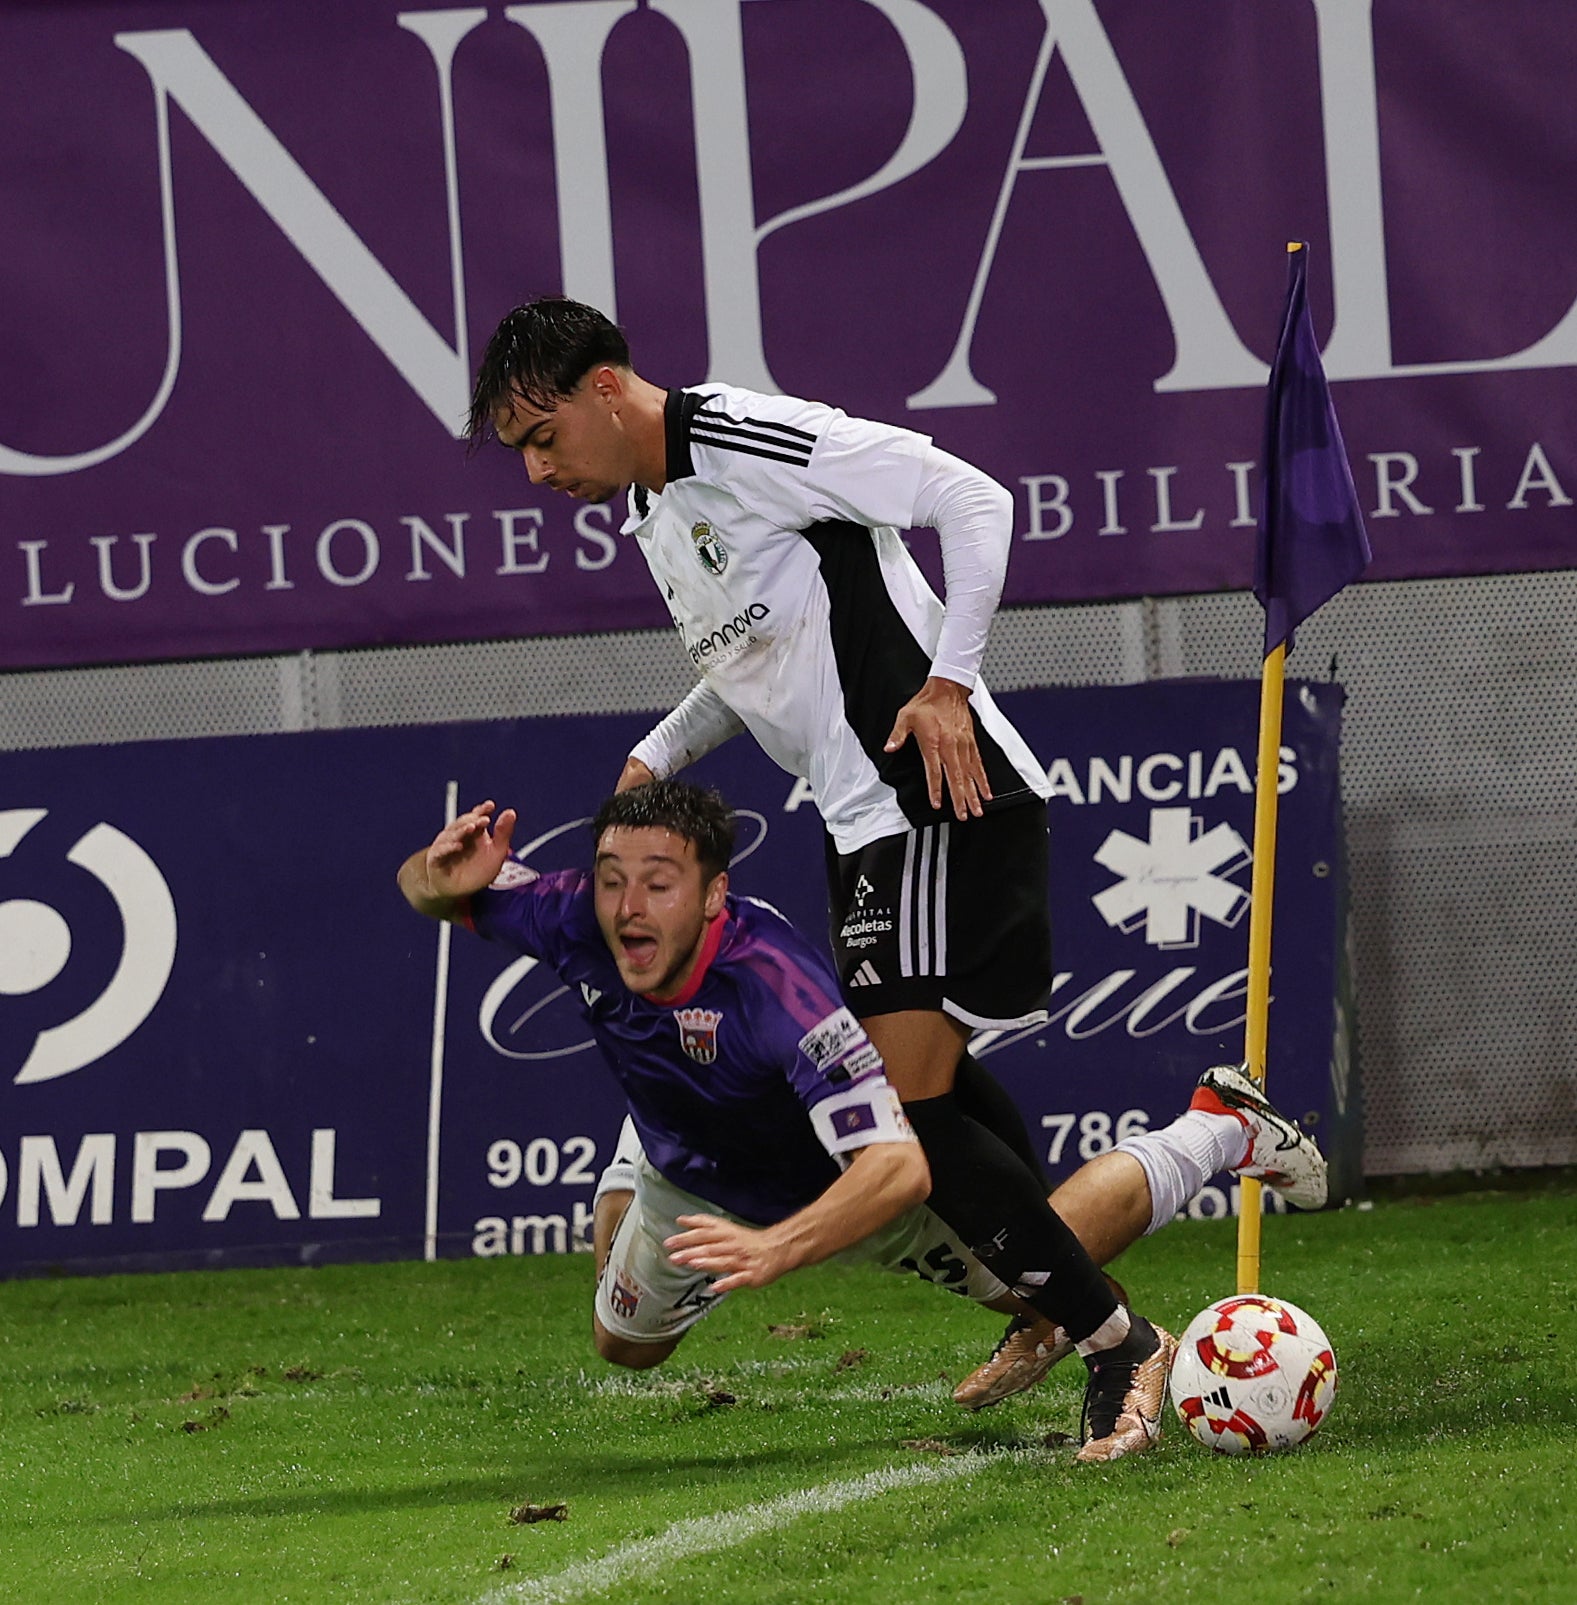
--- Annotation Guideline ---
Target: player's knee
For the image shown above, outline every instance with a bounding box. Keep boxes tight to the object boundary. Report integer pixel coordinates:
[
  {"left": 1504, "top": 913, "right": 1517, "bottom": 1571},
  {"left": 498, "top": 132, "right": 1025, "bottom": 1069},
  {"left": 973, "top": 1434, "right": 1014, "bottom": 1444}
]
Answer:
[{"left": 593, "top": 1319, "right": 676, "bottom": 1370}]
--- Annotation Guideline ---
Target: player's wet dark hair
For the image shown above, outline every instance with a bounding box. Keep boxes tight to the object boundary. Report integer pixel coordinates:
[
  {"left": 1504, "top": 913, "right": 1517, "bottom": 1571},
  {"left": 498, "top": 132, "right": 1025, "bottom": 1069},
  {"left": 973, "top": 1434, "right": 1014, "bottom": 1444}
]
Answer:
[
  {"left": 592, "top": 781, "right": 735, "bottom": 885},
  {"left": 466, "top": 297, "right": 631, "bottom": 446}
]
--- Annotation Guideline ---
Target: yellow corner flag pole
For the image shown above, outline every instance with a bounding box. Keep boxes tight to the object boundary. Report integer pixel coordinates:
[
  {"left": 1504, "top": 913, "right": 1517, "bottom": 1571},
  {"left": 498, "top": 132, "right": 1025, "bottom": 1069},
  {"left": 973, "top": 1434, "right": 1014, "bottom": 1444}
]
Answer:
[{"left": 1236, "top": 638, "right": 1287, "bottom": 1294}]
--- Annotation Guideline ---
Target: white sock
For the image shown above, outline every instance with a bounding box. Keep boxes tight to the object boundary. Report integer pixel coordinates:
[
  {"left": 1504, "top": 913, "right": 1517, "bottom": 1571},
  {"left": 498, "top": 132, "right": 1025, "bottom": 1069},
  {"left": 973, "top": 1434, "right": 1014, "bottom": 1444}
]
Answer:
[
  {"left": 1074, "top": 1304, "right": 1132, "bottom": 1357},
  {"left": 1116, "top": 1109, "right": 1248, "bottom": 1234}
]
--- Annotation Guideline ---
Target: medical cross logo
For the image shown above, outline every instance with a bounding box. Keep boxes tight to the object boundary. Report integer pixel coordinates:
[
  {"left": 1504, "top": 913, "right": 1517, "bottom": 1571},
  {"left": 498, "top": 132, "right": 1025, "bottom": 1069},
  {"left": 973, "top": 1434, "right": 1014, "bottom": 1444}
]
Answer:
[{"left": 1091, "top": 806, "right": 1252, "bottom": 949}]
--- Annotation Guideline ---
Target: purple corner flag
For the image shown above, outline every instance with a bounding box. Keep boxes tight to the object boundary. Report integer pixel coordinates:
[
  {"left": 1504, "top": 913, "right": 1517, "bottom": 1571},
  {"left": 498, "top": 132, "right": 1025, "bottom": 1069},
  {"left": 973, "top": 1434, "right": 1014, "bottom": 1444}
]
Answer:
[{"left": 1254, "top": 245, "right": 1372, "bottom": 656}]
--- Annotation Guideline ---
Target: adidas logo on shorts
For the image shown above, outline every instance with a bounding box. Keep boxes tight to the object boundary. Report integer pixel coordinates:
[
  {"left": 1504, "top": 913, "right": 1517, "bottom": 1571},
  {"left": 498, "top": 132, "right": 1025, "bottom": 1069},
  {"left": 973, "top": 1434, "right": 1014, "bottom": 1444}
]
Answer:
[{"left": 848, "top": 960, "right": 882, "bottom": 987}]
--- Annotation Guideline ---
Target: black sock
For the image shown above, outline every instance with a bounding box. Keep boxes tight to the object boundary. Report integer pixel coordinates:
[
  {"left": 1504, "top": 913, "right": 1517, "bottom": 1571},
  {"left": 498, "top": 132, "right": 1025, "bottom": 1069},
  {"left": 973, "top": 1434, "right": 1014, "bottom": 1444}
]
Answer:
[
  {"left": 903, "top": 1092, "right": 1117, "bottom": 1344},
  {"left": 951, "top": 1052, "right": 1047, "bottom": 1188}
]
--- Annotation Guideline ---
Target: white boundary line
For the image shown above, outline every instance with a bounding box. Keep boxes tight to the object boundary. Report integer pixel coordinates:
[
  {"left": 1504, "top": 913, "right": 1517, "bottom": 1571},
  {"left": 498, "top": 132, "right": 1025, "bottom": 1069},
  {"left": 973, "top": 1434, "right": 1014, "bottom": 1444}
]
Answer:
[
  {"left": 480, "top": 1450, "right": 1035, "bottom": 1605},
  {"left": 423, "top": 780, "right": 459, "bottom": 1261}
]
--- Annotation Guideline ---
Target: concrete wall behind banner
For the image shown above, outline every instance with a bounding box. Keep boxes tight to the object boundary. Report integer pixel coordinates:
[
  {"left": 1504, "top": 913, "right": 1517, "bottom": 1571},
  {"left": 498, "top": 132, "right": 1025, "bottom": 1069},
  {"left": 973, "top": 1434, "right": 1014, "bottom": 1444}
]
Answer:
[
  {"left": 6, "top": 570, "right": 1574, "bottom": 1191},
  {"left": 0, "top": 679, "right": 1353, "bottom": 1278}
]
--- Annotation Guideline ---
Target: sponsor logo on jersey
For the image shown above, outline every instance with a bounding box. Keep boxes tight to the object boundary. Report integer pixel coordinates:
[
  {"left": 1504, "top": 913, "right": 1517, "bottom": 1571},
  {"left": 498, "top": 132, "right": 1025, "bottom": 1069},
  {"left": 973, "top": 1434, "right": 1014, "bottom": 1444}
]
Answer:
[
  {"left": 799, "top": 1005, "right": 881, "bottom": 1083},
  {"left": 675, "top": 1006, "right": 724, "bottom": 1064},
  {"left": 685, "top": 602, "right": 771, "bottom": 669},
  {"left": 798, "top": 1007, "right": 864, "bottom": 1070},
  {"left": 840, "top": 876, "right": 893, "bottom": 948},
  {"left": 691, "top": 521, "right": 729, "bottom": 575},
  {"left": 579, "top": 981, "right": 603, "bottom": 1009},
  {"left": 847, "top": 959, "right": 882, "bottom": 988},
  {"left": 489, "top": 858, "right": 540, "bottom": 890}
]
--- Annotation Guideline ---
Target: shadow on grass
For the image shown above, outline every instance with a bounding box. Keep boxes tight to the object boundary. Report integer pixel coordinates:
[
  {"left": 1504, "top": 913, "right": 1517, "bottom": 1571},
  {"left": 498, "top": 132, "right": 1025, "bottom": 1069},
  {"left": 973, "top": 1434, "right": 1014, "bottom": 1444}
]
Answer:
[{"left": 96, "top": 1431, "right": 1033, "bottom": 1526}]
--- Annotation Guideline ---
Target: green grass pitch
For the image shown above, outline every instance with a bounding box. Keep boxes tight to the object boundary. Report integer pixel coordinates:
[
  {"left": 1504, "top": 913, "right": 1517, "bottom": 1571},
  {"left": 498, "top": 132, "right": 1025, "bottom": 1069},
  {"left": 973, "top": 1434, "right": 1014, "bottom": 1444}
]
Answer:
[{"left": 2, "top": 1185, "right": 1573, "bottom": 1603}]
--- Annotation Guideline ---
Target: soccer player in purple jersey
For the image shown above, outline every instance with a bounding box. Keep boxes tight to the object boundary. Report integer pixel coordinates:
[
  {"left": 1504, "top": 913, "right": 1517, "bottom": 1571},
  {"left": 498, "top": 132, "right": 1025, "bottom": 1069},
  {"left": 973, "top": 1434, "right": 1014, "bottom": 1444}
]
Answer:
[
  {"left": 400, "top": 780, "right": 1326, "bottom": 1457},
  {"left": 397, "top": 782, "right": 1041, "bottom": 1408}
]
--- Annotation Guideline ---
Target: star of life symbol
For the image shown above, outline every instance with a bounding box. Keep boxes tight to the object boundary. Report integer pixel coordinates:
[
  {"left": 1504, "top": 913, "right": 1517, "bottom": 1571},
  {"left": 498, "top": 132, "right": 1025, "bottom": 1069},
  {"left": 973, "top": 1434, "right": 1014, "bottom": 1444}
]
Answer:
[
  {"left": 1091, "top": 806, "right": 1251, "bottom": 949},
  {"left": 691, "top": 521, "right": 728, "bottom": 575}
]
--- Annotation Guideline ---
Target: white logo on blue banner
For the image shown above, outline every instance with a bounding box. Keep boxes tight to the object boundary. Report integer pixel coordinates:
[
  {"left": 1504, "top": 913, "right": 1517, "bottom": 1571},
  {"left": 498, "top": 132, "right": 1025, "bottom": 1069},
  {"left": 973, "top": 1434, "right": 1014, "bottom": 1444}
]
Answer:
[
  {"left": 1091, "top": 806, "right": 1252, "bottom": 949},
  {"left": 0, "top": 809, "right": 177, "bottom": 1084}
]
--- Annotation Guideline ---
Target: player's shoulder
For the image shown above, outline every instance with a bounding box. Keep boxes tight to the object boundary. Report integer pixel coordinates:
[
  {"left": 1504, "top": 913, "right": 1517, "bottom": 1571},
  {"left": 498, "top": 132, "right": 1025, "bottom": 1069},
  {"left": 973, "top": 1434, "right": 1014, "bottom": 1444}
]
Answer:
[
  {"left": 682, "top": 383, "right": 833, "bottom": 471},
  {"left": 716, "top": 896, "right": 843, "bottom": 1009}
]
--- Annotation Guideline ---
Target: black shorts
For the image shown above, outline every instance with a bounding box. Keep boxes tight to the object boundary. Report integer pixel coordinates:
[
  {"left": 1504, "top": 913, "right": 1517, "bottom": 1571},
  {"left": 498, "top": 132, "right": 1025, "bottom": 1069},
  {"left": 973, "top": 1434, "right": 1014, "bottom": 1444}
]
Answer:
[{"left": 823, "top": 801, "right": 1052, "bottom": 1029}]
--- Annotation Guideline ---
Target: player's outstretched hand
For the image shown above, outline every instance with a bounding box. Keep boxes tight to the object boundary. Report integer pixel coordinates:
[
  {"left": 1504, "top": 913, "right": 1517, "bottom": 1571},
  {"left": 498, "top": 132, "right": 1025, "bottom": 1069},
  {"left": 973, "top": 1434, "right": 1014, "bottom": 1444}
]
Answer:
[
  {"left": 665, "top": 1214, "right": 793, "bottom": 1294},
  {"left": 424, "top": 800, "right": 518, "bottom": 899},
  {"left": 883, "top": 675, "right": 992, "bottom": 820}
]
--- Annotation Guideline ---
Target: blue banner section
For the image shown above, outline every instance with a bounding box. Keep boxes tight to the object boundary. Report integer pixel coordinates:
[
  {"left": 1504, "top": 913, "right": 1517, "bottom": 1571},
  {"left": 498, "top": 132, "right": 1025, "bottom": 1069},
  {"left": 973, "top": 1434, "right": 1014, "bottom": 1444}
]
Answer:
[{"left": 0, "top": 680, "right": 1352, "bottom": 1276}]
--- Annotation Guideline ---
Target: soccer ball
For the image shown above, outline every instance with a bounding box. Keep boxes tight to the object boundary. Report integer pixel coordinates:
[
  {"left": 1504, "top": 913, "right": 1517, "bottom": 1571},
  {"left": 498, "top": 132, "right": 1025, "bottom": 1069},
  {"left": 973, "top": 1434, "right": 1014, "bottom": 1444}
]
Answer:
[{"left": 1168, "top": 1294, "right": 1338, "bottom": 1454}]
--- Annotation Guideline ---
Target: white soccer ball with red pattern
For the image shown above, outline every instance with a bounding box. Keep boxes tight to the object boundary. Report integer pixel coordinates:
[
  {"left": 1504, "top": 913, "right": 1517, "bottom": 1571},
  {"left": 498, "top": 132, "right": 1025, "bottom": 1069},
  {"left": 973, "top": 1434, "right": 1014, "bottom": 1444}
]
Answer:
[{"left": 1168, "top": 1294, "right": 1338, "bottom": 1454}]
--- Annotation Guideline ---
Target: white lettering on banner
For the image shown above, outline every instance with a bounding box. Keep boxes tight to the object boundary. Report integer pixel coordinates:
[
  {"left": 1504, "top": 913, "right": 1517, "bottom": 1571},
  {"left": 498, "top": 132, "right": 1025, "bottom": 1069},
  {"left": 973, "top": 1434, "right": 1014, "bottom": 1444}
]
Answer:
[
  {"left": 486, "top": 1135, "right": 599, "bottom": 1189},
  {"left": 13, "top": 508, "right": 579, "bottom": 609},
  {"left": 405, "top": 514, "right": 469, "bottom": 582},
  {"left": 91, "top": 534, "right": 157, "bottom": 602},
  {"left": 317, "top": 520, "right": 380, "bottom": 587},
  {"left": 1043, "top": 746, "right": 1295, "bottom": 806},
  {"left": 0, "top": 1127, "right": 383, "bottom": 1227},
  {"left": 495, "top": 508, "right": 550, "bottom": 575},
  {"left": 970, "top": 965, "right": 1253, "bottom": 1060},
  {"left": 17, "top": 1134, "right": 115, "bottom": 1227},
  {"left": 1012, "top": 442, "right": 1575, "bottom": 544},
  {"left": 0, "top": 15, "right": 484, "bottom": 476},
  {"left": 181, "top": 527, "right": 241, "bottom": 596},
  {"left": 472, "top": 1201, "right": 594, "bottom": 1256},
  {"left": 573, "top": 505, "right": 619, "bottom": 571},
  {"left": 0, "top": 6, "right": 1571, "bottom": 483}
]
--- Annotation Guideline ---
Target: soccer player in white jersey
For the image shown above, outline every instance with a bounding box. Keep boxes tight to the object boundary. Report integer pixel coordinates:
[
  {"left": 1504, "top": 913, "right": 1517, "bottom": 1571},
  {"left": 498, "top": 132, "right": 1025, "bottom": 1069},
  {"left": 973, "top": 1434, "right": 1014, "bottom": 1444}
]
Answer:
[{"left": 463, "top": 298, "right": 1320, "bottom": 1457}]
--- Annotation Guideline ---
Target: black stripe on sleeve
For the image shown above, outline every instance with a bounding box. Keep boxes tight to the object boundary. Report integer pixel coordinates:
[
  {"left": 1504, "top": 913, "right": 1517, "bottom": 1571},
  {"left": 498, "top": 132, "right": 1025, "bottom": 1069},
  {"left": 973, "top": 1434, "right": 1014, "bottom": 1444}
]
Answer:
[
  {"left": 663, "top": 388, "right": 707, "bottom": 482},
  {"left": 695, "top": 407, "right": 816, "bottom": 443}
]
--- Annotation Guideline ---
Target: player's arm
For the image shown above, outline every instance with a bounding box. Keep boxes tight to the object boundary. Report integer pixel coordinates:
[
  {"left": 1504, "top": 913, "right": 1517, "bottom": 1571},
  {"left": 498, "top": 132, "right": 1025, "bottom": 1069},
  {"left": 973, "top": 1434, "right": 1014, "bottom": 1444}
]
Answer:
[
  {"left": 619, "top": 681, "right": 746, "bottom": 791},
  {"left": 883, "top": 448, "right": 1014, "bottom": 820},
  {"left": 664, "top": 1135, "right": 929, "bottom": 1294},
  {"left": 398, "top": 800, "right": 518, "bottom": 922}
]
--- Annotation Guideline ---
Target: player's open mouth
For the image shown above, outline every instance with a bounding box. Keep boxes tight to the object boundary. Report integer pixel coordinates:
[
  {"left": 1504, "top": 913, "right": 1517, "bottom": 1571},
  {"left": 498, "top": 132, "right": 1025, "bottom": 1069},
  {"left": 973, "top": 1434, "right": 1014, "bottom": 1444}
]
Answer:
[{"left": 620, "top": 934, "right": 658, "bottom": 968}]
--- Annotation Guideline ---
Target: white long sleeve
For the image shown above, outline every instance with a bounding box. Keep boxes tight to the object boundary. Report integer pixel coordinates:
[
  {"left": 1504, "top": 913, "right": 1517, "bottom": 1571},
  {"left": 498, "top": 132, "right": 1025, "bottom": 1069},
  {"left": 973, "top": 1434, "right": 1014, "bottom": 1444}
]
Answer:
[
  {"left": 629, "top": 680, "right": 747, "bottom": 778},
  {"left": 909, "top": 446, "right": 1014, "bottom": 690}
]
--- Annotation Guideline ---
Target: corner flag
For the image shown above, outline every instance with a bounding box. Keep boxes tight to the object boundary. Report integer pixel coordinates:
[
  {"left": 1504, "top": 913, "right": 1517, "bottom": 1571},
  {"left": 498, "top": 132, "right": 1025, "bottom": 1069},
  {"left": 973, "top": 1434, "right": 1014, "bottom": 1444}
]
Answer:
[{"left": 1254, "top": 243, "right": 1371, "bottom": 656}]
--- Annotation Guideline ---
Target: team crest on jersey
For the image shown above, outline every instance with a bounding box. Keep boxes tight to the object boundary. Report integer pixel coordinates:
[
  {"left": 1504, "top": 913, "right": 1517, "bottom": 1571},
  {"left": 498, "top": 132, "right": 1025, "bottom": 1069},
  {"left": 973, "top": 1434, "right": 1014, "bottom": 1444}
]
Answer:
[
  {"left": 489, "top": 859, "right": 539, "bottom": 890},
  {"left": 691, "top": 521, "right": 729, "bottom": 575},
  {"left": 609, "top": 1270, "right": 643, "bottom": 1320},
  {"left": 675, "top": 1006, "right": 724, "bottom": 1064}
]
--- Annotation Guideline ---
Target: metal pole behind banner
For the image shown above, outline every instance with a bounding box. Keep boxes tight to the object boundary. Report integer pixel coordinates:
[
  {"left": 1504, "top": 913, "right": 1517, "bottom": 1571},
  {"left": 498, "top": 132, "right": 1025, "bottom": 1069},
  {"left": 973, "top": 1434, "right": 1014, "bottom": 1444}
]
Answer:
[{"left": 1237, "top": 642, "right": 1287, "bottom": 1293}]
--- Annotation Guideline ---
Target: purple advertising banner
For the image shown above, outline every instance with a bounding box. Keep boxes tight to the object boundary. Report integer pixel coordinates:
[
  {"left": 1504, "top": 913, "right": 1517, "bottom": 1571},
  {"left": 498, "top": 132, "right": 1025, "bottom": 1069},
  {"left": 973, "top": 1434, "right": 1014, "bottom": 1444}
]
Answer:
[
  {"left": 1, "top": 1, "right": 1574, "bottom": 671},
  {"left": 0, "top": 679, "right": 1350, "bottom": 1277}
]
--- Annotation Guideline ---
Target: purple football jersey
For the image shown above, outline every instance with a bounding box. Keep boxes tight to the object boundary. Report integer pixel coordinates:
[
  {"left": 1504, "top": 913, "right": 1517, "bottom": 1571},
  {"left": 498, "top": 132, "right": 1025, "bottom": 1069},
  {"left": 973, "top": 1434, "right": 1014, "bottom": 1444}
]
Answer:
[{"left": 467, "top": 871, "right": 906, "bottom": 1223}]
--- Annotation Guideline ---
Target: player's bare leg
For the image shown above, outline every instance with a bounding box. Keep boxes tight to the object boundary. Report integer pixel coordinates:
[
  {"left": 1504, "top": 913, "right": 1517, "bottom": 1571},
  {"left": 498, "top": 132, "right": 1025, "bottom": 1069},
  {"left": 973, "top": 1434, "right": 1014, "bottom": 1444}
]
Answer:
[
  {"left": 955, "top": 1066, "right": 1328, "bottom": 1412},
  {"left": 859, "top": 1008, "right": 969, "bottom": 1101}
]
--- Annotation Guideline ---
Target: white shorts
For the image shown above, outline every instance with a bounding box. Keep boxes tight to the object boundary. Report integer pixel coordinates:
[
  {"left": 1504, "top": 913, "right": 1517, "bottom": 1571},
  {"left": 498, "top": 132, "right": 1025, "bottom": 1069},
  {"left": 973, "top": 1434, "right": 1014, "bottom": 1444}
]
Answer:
[{"left": 594, "top": 1120, "right": 1009, "bottom": 1346}]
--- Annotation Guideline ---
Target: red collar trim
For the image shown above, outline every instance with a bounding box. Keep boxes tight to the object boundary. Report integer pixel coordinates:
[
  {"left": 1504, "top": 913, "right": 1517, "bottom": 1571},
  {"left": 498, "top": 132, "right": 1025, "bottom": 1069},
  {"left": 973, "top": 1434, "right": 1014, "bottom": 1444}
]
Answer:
[{"left": 650, "top": 909, "right": 728, "bottom": 1007}]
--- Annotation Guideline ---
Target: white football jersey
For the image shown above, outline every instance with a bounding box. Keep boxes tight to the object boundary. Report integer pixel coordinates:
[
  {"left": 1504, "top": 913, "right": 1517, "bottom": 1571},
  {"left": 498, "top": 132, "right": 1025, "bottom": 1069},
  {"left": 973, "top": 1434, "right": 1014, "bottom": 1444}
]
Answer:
[{"left": 622, "top": 383, "right": 1050, "bottom": 854}]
